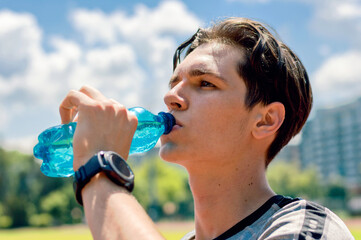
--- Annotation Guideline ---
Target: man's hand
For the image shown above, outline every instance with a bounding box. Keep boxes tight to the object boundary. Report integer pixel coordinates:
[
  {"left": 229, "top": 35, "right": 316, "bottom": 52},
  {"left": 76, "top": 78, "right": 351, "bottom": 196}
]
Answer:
[
  {"left": 59, "top": 85, "right": 138, "bottom": 170},
  {"left": 59, "top": 86, "right": 164, "bottom": 240}
]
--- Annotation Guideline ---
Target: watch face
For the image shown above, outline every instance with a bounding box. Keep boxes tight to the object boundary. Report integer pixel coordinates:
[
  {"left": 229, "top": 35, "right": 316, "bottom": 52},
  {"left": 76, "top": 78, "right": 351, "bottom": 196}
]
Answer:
[{"left": 108, "top": 153, "right": 134, "bottom": 180}]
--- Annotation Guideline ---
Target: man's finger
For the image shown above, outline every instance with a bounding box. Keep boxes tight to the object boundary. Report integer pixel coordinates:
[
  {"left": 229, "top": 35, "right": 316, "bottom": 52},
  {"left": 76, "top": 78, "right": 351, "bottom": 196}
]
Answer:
[
  {"left": 79, "top": 85, "right": 108, "bottom": 101},
  {"left": 59, "top": 90, "right": 93, "bottom": 124}
]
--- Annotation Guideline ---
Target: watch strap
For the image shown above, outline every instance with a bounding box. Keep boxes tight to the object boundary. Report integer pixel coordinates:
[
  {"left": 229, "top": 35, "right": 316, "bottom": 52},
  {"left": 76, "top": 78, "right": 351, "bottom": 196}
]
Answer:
[
  {"left": 73, "top": 151, "right": 134, "bottom": 206},
  {"left": 73, "top": 153, "right": 102, "bottom": 205}
]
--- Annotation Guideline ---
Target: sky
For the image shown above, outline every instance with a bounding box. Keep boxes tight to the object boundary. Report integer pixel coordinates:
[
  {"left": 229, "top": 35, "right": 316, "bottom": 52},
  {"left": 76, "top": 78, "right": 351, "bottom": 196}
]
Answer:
[{"left": 0, "top": 0, "right": 361, "bottom": 153}]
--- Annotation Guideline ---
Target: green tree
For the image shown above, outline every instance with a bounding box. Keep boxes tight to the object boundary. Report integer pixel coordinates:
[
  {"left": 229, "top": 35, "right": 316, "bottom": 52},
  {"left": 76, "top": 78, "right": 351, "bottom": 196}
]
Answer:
[
  {"left": 0, "top": 203, "right": 12, "bottom": 228},
  {"left": 267, "top": 160, "right": 352, "bottom": 213},
  {"left": 267, "top": 160, "right": 323, "bottom": 199},
  {"left": 131, "top": 157, "right": 193, "bottom": 219},
  {"left": 322, "top": 177, "right": 348, "bottom": 211},
  {"left": 0, "top": 149, "right": 40, "bottom": 227},
  {"left": 0, "top": 148, "right": 81, "bottom": 228}
]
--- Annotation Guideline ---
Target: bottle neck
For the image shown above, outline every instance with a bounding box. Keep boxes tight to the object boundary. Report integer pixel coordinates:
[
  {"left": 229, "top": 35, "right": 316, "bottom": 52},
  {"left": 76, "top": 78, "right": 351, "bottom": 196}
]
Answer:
[{"left": 158, "top": 112, "right": 175, "bottom": 135}]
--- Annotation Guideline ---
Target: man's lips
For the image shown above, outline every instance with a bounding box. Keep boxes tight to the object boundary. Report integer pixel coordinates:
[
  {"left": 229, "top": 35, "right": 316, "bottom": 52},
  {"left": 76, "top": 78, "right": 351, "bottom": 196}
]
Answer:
[
  {"left": 172, "top": 124, "right": 182, "bottom": 131},
  {"left": 172, "top": 119, "right": 182, "bottom": 128},
  {"left": 161, "top": 119, "right": 182, "bottom": 139},
  {"left": 170, "top": 117, "right": 183, "bottom": 131}
]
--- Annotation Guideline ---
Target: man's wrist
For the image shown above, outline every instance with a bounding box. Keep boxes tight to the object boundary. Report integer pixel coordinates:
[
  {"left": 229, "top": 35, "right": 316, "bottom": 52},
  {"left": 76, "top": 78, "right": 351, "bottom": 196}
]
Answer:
[
  {"left": 82, "top": 172, "right": 132, "bottom": 205},
  {"left": 86, "top": 172, "right": 130, "bottom": 192},
  {"left": 73, "top": 153, "right": 97, "bottom": 172},
  {"left": 74, "top": 172, "right": 132, "bottom": 206},
  {"left": 73, "top": 151, "right": 134, "bottom": 205}
]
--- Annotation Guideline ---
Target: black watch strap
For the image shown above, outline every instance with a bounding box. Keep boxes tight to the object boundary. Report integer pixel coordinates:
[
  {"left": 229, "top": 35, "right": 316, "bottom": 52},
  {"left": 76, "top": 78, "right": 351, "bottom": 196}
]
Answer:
[
  {"left": 73, "top": 151, "right": 134, "bottom": 206},
  {"left": 73, "top": 153, "right": 102, "bottom": 205}
]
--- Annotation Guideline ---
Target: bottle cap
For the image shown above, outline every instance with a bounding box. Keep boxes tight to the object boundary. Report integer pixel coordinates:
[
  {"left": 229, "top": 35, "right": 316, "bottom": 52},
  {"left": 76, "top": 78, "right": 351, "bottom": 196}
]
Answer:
[{"left": 158, "top": 112, "right": 175, "bottom": 134}]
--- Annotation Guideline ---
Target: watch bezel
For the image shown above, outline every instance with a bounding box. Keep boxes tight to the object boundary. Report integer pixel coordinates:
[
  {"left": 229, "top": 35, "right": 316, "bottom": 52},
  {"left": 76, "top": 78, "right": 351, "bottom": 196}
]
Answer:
[
  {"left": 73, "top": 151, "right": 135, "bottom": 206},
  {"left": 103, "top": 152, "right": 134, "bottom": 180},
  {"left": 100, "top": 151, "right": 135, "bottom": 192}
]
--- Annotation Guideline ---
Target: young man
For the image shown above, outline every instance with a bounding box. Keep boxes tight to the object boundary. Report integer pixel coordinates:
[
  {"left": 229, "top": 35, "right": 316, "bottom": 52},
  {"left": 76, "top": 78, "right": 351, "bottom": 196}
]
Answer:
[{"left": 60, "top": 18, "right": 353, "bottom": 239}]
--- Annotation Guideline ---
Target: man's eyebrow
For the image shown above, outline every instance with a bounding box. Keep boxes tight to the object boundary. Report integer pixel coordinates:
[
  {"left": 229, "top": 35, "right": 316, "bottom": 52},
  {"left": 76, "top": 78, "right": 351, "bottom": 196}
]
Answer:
[
  {"left": 169, "top": 75, "right": 179, "bottom": 88},
  {"left": 189, "top": 68, "right": 226, "bottom": 83},
  {"left": 169, "top": 67, "right": 227, "bottom": 86}
]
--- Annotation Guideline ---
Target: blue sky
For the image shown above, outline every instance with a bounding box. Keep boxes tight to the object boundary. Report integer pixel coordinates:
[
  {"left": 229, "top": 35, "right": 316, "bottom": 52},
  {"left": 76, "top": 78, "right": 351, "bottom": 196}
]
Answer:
[{"left": 0, "top": 0, "right": 361, "bottom": 153}]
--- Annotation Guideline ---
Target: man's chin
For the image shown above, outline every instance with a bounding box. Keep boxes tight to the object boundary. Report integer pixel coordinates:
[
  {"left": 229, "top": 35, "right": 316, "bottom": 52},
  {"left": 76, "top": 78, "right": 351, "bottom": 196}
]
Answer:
[{"left": 159, "top": 143, "right": 183, "bottom": 163}]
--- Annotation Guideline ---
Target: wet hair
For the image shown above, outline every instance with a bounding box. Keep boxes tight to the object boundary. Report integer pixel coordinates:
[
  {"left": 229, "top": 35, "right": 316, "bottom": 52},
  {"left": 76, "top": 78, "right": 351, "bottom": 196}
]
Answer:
[{"left": 173, "top": 17, "right": 313, "bottom": 166}]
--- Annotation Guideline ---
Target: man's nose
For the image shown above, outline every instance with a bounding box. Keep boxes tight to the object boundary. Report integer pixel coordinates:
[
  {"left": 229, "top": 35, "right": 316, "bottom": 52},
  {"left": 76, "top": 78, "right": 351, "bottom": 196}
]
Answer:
[{"left": 164, "top": 83, "right": 188, "bottom": 111}]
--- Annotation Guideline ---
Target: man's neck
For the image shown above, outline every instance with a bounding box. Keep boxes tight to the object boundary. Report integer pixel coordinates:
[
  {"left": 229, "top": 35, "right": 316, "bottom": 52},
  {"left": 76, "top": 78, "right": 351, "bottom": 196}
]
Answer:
[{"left": 186, "top": 158, "right": 275, "bottom": 240}]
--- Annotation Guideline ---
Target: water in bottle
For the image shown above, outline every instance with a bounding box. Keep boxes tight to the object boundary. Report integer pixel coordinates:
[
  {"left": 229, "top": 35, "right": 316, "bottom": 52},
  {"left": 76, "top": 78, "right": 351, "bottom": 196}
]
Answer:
[{"left": 33, "top": 107, "right": 175, "bottom": 177}]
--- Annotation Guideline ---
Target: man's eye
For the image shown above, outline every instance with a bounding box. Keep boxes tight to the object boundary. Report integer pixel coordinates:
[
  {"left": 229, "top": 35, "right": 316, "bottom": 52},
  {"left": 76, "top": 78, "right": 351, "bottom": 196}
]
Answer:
[{"left": 200, "top": 81, "right": 215, "bottom": 88}]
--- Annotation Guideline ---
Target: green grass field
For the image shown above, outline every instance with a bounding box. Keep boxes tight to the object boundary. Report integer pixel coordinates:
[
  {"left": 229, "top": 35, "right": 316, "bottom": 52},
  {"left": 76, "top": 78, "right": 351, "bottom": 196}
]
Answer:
[
  {"left": 350, "top": 228, "right": 361, "bottom": 240},
  {"left": 0, "top": 221, "right": 359, "bottom": 240},
  {"left": 0, "top": 224, "right": 191, "bottom": 240},
  {"left": 0, "top": 226, "right": 92, "bottom": 240}
]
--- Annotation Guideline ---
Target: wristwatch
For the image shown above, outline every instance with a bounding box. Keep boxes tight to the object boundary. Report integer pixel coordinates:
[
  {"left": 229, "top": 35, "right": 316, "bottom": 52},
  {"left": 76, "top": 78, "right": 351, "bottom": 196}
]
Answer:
[{"left": 73, "top": 151, "right": 134, "bottom": 205}]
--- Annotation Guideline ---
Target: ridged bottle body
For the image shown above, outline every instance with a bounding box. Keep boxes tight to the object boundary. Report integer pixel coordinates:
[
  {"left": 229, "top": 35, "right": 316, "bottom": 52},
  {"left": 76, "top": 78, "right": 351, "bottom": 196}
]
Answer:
[{"left": 33, "top": 107, "right": 175, "bottom": 177}]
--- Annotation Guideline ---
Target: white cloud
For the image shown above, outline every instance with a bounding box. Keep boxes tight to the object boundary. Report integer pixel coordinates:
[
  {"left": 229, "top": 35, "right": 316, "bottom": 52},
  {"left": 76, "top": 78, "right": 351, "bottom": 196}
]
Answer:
[
  {"left": 85, "top": 45, "right": 136, "bottom": 74},
  {"left": 70, "top": 0, "right": 201, "bottom": 45},
  {"left": 128, "top": 0, "right": 201, "bottom": 36},
  {"left": 70, "top": 0, "right": 201, "bottom": 110},
  {"left": 80, "top": 44, "right": 145, "bottom": 105},
  {"left": 50, "top": 37, "right": 82, "bottom": 64},
  {"left": 0, "top": 10, "right": 42, "bottom": 77},
  {"left": 225, "top": 0, "right": 361, "bottom": 46},
  {"left": 0, "top": 104, "right": 9, "bottom": 132},
  {"left": 314, "top": 0, "right": 361, "bottom": 21},
  {"left": 286, "top": 0, "right": 361, "bottom": 108},
  {"left": 0, "top": 1, "right": 202, "bottom": 153},
  {"left": 310, "top": 0, "right": 361, "bottom": 46},
  {"left": 70, "top": 9, "right": 118, "bottom": 44},
  {"left": 318, "top": 44, "right": 331, "bottom": 57},
  {"left": 312, "top": 51, "right": 361, "bottom": 107},
  {"left": 1, "top": 135, "right": 38, "bottom": 154},
  {"left": 226, "top": 0, "right": 271, "bottom": 3}
]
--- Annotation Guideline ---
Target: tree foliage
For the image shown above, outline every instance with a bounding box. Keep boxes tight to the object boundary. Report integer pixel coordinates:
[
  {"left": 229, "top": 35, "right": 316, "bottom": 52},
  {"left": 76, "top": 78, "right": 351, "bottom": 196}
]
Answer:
[
  {"left": 0, "top": 148, "right": 81, "bottom": 228},
  {"left": 267, "top": 160, "right": 323, "bottom": 199},
  {"left": 267, "top": 160, "right": 350, "bottom": 211},
  {"left": 130, "top": 157, "right": 193, "bottom": 220},
  {"left": 0, "top": 148, "right": 193, "bottom": 228},
  {"left": 0, "top": 147, "right": 352, "bottom": 228}
]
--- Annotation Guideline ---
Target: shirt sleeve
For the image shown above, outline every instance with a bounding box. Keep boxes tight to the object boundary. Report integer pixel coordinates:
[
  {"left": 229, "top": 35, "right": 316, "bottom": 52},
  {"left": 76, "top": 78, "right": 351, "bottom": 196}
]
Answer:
[{"left": 258, "top": 200, "right": 354, "bottom": 240}]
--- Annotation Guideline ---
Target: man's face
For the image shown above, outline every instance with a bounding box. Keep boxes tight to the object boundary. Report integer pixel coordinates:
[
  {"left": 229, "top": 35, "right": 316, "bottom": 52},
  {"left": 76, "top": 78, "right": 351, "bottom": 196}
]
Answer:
[{"left": 160, "top": 43, "right": 257, "bottom": 168}]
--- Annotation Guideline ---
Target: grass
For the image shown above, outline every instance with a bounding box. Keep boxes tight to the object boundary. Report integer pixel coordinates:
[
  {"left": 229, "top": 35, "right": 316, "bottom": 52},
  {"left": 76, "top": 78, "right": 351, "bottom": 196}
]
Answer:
[
  {"left": 0, "top": 224, "right": 191, "bottom": 240},
  {"left": 0, "top": 226, "right": 92, "bottom": 240},
  {"left": 350, "top": 228, "right": 361, "bottom": 240},
  {"left": 0, "top": 222, "right": 360, "bottom": 240}
]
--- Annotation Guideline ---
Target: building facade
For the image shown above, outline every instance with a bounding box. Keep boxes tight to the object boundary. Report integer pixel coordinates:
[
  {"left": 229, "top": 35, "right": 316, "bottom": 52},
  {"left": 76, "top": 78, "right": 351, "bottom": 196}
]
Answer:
[{"left": 299, "top": 98, "right": 361, "bottom": 192}]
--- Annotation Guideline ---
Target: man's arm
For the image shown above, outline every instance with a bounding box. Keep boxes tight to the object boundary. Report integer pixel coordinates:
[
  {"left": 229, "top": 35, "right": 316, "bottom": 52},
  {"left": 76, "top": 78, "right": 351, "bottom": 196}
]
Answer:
[
  {"left": 59, "top": 85, "right": 164, "bottom": 240},
  {"left": 82, "top": 173, "right": 164, "bottom": 240}
]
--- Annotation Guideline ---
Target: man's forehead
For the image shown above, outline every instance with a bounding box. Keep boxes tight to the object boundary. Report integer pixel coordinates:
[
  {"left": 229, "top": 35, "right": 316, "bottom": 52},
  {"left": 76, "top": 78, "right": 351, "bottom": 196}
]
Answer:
[
  {"left": 174, "top": 57, "right": 216, "bottom": 75},
  {"left": 173, "top": 44, "right": 223, "bottom": 73},
  {"left": 172, "top": 43, "right": 243, "bottom": 76}
]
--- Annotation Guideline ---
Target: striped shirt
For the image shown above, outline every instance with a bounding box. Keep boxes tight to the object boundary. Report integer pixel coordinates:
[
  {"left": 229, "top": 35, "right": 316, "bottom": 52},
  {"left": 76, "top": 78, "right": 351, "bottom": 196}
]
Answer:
[{"left": 181, "top": 195, "right": 354, "bottom": 240}]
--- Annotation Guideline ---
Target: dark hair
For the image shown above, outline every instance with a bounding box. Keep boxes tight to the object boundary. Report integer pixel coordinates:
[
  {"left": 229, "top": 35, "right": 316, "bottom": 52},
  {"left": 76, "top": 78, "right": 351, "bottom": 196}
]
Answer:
[{"left": 173, "top": 18, "right": 313, "bottom": 166}]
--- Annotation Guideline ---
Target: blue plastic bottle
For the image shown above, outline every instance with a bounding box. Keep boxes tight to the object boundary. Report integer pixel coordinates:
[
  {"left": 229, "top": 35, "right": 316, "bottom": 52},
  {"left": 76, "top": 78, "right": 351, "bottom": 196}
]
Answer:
[{"left": 33, "top": 107, "right": 175, "bottom": 178}]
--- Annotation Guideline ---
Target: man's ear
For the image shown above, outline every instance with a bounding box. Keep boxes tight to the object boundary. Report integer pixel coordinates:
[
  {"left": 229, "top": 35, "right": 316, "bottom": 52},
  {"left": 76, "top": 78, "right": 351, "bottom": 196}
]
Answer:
[{"left": 252, "top": 102, "right": 285, "bottom": 140}]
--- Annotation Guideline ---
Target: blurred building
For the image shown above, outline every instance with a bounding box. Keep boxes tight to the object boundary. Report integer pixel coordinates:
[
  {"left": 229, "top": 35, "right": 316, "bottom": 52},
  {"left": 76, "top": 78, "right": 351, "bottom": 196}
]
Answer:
[
  {"left": 275, "top": 144, "right": 300, "bottom": 163},
  {"left": 299, "top": 97, "right": 361, "bottom": 192}
]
